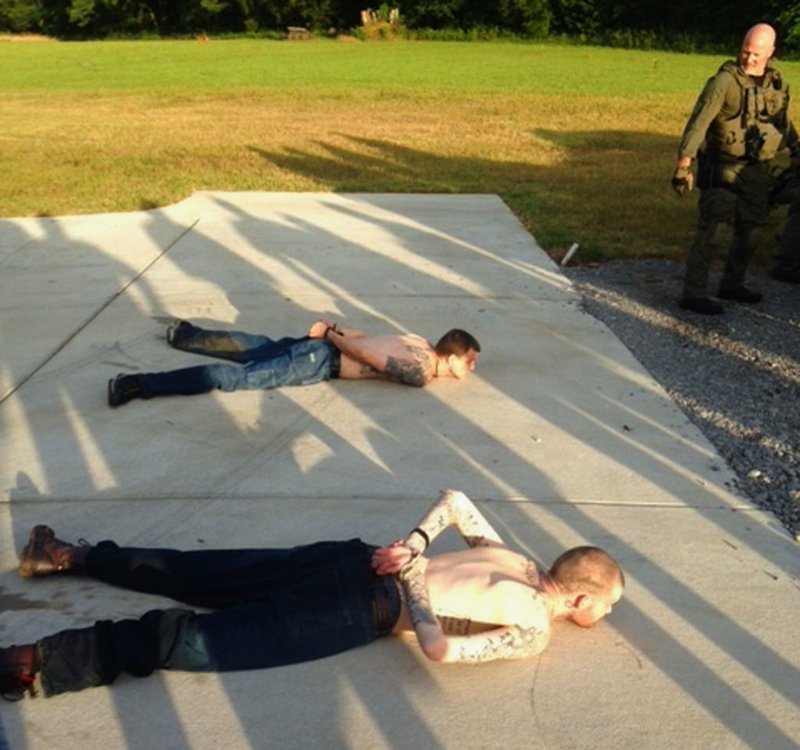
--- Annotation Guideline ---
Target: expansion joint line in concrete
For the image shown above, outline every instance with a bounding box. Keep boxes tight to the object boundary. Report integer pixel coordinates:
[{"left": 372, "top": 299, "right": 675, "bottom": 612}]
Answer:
[
  {"left": 0, "top": 218, "right": 200, "bottom": 407},
  {"left": 0, "top": 493, "right": 763, "bottom": 512}
]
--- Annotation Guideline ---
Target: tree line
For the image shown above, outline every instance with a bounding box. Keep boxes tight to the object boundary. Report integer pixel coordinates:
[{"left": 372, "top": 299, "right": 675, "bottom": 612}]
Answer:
[{"left": 1, "top": 0, "right": 799, "bottom": 55}]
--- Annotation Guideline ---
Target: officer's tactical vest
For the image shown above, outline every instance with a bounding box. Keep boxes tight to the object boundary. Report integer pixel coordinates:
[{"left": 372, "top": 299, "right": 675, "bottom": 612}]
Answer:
[{"left": 707, "top": 61, "right": 790, "bottom": 162}]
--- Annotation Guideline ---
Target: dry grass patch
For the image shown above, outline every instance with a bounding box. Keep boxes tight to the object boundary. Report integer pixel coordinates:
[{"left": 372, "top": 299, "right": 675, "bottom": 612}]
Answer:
[
  {"left": 0, "top": 90, "right": 713, "bottom": 260},
  {"left": 2, "top": 37, "right": 795, "bottom": 263}
]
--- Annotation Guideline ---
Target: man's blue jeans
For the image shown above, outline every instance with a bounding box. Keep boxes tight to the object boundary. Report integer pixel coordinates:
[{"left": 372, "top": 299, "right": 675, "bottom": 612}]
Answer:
[
  {"left": 37, "top": 539, "right": 399, "bottom": 696},
  {"left": 136, "top": 323, "right": 340, "bottom": 397}
]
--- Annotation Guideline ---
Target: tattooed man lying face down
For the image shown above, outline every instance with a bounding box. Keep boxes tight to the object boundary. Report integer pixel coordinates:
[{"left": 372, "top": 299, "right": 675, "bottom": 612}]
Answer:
[
  {"left": 107, "top": 318, "right": 481, "bottom": 406},
  {"left": 374, "top": 489, "right": 625, "bottom": 662},
  {"left": 2, "top": 491, "right": 623, "bottom": 699}
]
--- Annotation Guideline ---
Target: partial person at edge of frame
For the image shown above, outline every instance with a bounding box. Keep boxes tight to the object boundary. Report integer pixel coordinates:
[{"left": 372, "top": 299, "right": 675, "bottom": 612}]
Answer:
[
  {"left": 108, "top": 318, "right": 481, "bottom": 407},
  {"left": 671, "top": 22, "right": 800, "bottom": 315},
  {"left": 769, "top": 173, "right": 800, "bottom": 284},
  {"left": 1, "top": 489, "right": 624, "bottom": 700}
]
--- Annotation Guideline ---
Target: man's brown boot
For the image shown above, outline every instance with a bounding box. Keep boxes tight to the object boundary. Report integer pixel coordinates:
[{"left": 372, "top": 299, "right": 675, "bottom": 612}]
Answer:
[{"left": 18, "top": 525, "right": 90, "bottom": 579}]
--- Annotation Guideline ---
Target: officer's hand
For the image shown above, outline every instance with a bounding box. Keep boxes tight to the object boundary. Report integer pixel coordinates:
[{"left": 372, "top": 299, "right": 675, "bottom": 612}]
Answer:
[{"left": 672, "top": 165, "right": 694, "bottom": 197}]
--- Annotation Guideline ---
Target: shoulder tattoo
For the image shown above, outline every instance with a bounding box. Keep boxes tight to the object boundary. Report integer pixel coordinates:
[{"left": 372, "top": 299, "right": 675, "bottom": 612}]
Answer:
[
  {"left": 524, "top": 560, "right": 541, "bottom": 587},
  {"left": 385, "top": 355, "right": 427, "bottom": 387}
]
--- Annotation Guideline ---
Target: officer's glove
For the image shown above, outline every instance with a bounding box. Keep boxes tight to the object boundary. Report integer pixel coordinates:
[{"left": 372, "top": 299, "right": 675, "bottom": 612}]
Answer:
[{"left": 671, "top": 165, "right": 694, "bottom": 197}]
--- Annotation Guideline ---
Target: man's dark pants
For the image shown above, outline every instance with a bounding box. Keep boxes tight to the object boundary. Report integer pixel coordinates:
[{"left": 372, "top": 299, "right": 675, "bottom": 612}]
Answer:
[
  {"left": 684, "top": 157, "right": 772, "bottom": 299},
  {"left": 36, "top": 539, "right": 399, "bottom": 696}
]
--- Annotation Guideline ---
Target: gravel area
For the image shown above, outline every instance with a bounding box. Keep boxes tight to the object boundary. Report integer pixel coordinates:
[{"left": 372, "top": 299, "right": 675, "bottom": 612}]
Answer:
[{"left": 562, "top": 259, "right": 800, "bottom": 540}]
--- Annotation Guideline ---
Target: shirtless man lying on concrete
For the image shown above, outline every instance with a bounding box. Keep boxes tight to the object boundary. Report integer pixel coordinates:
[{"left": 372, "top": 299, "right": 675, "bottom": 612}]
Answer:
[
  {"left": 108, "top": 319, "right": 481, "bottom": 406},
  {"left": 1, "top": 490, "right": 623, "bottom": 699}
]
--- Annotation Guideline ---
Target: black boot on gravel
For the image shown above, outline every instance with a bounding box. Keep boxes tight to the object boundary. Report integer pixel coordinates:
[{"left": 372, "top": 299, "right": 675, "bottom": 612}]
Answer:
[
  {"left": 717, "top": 285, "right": 762, "bottom": 304},
  {"left": 679, "top": 296, "right": 724, "bottom": 315}
]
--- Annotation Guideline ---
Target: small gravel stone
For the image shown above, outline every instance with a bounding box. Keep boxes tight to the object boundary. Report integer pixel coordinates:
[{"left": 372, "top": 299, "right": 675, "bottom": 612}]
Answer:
[{"left": 564, "top": 259, "right": 800, "bottom": 538}]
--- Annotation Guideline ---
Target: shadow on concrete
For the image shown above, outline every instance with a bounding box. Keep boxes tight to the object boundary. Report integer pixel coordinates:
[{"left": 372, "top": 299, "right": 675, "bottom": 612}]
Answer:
[
  {"left": 564, "top": 258, "right": 800, "bottom": 534},
  {"left": 0, "top": 181, "right": 797, "bottom": 749},
  {"left": 248, "top": 127, "right": 703, "bottom": 261}
]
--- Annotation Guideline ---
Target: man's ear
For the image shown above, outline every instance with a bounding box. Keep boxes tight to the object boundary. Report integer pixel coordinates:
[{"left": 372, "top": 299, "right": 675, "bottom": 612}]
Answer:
[
  {"left": 568, "top": 593, "right": 591, "bottom": 611},
  {"left": 446, "top": 354, "right": 464, "bottom": 378}
]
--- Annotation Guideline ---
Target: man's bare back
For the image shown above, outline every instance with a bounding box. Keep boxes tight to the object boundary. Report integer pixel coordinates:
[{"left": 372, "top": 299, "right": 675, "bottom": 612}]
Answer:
[
  {"left": 393, "top": 546, "right": 551, "bottom": 637},
  {"left": 373, "top": 490, "right": 624, "bottom": 663},
  {"left": 338, "top": 333, "right": 438, "bottom": 384},
  {"left": 308, "top": 320, "right": 479, "bottom": 387}
]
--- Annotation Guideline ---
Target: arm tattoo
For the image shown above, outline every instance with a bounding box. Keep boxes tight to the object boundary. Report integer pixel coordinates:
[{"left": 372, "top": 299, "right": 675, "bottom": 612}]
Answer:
[
  {"left": 405, "top": 490, "right": 506, "bottom": 553},
  {"left": 359, "top": 347, "right": 430, "bottom": 386},
  {"left": 439, "top": 616, "right": 473, "bottom": 636},
  {"left": 401, "top": 564, "right": 438, "bottom": 629},
  {"left": 454, "top": 624, "right": 548, "bottom": 663},
  {"left": 464, "top": 534, "right": 494, "bottom": 548}
]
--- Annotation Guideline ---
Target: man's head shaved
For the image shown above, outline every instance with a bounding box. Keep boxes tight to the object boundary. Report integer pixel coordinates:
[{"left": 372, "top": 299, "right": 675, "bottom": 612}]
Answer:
[
  {"left": 743, "top": 23, "right": 776, "bottom": 50},
  {"left": 740, "top": 23, "right": 776, "bottom": 76}
]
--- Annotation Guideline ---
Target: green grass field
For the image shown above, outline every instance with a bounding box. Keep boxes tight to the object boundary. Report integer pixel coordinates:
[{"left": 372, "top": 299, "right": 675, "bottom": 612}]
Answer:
[{"left": 2, "top": 37, "right": 798, "bottom": 262}]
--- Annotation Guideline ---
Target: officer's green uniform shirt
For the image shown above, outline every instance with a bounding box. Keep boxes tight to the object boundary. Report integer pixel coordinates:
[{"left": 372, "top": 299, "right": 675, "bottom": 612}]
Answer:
[{"left": 678, "top": 60, "right": 798, "bottom": 164}]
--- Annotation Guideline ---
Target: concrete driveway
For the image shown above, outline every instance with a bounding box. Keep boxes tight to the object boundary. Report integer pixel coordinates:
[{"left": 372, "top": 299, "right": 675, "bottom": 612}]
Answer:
[{"left": 0, "top": 193, "right": 797, "bottom": 750}]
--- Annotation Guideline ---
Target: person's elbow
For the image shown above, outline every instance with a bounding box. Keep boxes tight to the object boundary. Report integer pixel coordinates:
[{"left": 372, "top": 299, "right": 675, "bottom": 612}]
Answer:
[
  {"left": 402, "top": 370, "right": 429, "bottom": 388},
  {"left": 381, "top": 367, "right": 427, "bottom": 387},
  {"left": 418, "top": 633, "right": 449, "bottom": 662}
]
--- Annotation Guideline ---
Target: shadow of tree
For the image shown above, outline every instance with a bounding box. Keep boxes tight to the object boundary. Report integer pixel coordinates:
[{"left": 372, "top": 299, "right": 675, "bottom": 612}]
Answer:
[
  {"left": 2, "top": 190, "right": 798, "bottom": 750},
  {"left": 565, "top": 257, "right": 800, "bottom": 534},
  {"left": 248, "top": 129, "right": 697, "bottom": 261},
  {"left": 250, "top": 129, "right": 790, "bottom": 266}
]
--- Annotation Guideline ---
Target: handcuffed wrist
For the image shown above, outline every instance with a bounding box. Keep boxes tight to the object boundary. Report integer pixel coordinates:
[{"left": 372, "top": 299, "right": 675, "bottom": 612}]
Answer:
[{"left": 408, "top": 526, "right": 431, "bottom": 554}]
